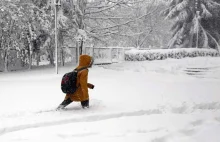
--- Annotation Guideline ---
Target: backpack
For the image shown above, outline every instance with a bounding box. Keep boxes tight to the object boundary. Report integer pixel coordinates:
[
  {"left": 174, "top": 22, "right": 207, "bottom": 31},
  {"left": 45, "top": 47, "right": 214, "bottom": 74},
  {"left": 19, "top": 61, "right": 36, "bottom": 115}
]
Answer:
[{"left": 61, "top": 67, "right": 87, "bottom": 94}]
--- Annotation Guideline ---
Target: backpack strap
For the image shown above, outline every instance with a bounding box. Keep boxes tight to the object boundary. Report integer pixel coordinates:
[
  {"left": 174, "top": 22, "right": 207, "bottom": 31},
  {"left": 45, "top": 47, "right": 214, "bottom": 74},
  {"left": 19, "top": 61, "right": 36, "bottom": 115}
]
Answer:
[{"left": 74, "top": 67, "right": 88, "bottom": 72}]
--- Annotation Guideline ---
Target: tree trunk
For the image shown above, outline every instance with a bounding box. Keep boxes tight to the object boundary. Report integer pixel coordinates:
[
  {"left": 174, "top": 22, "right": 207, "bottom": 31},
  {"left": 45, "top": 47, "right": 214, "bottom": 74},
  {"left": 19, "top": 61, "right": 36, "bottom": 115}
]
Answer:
[
  {"left": 27, "top": 22, "right": 35, "bottom": 69},
  {"left": 29, "top": 51, "right": 32, "bottom": 69},
  {"left": 45, "top": 37, "right": 55, "bottom": 66},
  {"left": 61, "top": 48, "right": 65, "bottom": 66},
  {"left": 4, "top": 49, "right": 8, "bottom": 72},
  {"left": 79, "top": 40, "right": 83, "bottom": 55},
  {"left": 21, "top": 49, "right": 25, "bottom": 67},
  {"left": 27, "top": 35, "right": 32, "bottom": 69},
  {"left": 3, "top": 19, "right": 14, "bottom": 72},
  {"left": 189, "top": 21, "right": 194, "bottom": 48},
  {"left": 47, "top": 48, "right": 55, "bottom": 66},
  {"left": 36, "top": 51, "right": 40, "bottom": 66},
  {"left": 76, "top": 0, "right": 87, "bottom": 56}
]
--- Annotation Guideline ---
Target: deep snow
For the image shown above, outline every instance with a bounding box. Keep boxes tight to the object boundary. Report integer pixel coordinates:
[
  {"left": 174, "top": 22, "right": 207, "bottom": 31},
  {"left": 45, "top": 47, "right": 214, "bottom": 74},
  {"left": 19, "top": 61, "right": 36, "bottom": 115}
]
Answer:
[{"left": 0, "top": 57, "right": 220, "bottom": 142}]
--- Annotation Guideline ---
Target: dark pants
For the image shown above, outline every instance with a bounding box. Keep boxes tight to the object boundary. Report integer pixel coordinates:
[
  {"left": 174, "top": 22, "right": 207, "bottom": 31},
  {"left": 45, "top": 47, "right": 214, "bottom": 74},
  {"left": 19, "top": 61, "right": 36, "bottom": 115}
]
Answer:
[
  {"left": 81, "top": 100, "right": 89, "bottom": 108},
  {"left": 60, "top": 98, "right": 72, "bottom": 108},
  {"left": 58, "top": 99, "right": 89, "bottom": 109}
]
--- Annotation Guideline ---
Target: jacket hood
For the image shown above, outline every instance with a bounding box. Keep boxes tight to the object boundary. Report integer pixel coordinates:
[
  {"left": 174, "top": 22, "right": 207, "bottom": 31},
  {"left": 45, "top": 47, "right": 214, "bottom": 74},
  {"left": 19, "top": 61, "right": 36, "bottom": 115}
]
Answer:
[{"left": 78, "top": 55, "right": 93, "bottom": 67}]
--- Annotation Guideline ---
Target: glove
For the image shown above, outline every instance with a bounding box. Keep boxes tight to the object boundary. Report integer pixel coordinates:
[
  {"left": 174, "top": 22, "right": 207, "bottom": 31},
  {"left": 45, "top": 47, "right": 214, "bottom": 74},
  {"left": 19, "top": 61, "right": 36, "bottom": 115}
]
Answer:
[
  {"left": 91, "top": 84, "right": 95, "bottom": 89},
  {"left": 88, "top": 83, "right": 94, "bottom": 89}
]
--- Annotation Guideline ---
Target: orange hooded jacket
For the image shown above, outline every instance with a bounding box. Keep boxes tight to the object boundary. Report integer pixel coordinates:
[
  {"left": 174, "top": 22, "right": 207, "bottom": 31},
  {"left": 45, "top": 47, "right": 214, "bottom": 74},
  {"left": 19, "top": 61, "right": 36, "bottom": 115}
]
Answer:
[{"left": 65, "top": 55, "right": 94, "bottom": 102}]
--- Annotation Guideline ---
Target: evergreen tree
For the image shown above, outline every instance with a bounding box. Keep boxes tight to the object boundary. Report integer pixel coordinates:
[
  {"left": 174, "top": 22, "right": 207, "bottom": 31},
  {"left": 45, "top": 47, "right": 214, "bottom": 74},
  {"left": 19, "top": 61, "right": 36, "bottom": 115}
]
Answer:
[{"left": 162, "top": 0, "right": 220, "bottom": 51}]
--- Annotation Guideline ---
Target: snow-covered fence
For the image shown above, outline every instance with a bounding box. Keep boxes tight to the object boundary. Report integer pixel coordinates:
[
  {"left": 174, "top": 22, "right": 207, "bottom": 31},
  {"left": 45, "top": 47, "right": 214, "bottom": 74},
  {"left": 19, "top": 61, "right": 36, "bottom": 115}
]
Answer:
[
  {"left": 61, "top": 46, "right": 78, "bottom": 64},
  {"left": 125, "top": 48, "right": 220, "bottom": 61},
  {"left": 0, "top": 46, "right": 125, "bottom": 71},
  {"left": 83, "top": 47, "right": 125, "bottom": 64}
]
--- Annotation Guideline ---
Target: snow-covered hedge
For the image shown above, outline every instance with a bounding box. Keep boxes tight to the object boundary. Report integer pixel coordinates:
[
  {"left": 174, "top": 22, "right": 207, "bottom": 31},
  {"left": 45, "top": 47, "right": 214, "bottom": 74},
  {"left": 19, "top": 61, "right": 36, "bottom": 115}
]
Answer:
[{"left": 125, "top": 48, "right": 220, "bottom": 61}]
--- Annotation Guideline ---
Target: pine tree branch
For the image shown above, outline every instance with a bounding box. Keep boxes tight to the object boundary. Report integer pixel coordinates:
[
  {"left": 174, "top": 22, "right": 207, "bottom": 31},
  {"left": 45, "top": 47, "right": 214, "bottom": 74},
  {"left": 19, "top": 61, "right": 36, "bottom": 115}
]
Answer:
[
  {"left": 199, "top": 21, "right": 220, "bottom": 51},
  {"left": 165, "top": 0, "right": 189, "bottom": 20},
  {"left": 199, "top": 24, "right": 209, "bottom": 48},
  {"left": 200, "top": 3, "right": 212, "bottom": 19}
]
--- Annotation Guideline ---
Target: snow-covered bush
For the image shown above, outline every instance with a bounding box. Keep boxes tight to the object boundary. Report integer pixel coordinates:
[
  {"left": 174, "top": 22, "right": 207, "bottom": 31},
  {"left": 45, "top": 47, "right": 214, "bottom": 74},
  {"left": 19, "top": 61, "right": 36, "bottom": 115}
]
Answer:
[{"left": 125, "top": 48, "right": 220, "bottom": 61}]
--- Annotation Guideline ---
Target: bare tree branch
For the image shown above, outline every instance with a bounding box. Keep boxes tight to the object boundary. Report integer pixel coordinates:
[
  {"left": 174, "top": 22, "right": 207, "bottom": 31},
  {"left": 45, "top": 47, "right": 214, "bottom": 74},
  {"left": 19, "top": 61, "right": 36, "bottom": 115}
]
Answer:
[
  {"left": 85, "top": 16, "right": 131, "bottom": 20},
  {"left": 85, "top": 0, "right": 124, "bottom": 15},
  {"left": 90, "top": 5, "right": 159, "bottom": 32}
]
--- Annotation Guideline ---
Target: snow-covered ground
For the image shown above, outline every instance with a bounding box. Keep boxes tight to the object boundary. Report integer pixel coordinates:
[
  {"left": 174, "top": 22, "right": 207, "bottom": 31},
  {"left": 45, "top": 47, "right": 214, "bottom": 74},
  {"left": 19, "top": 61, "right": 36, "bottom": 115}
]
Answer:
[{"left": 0, "top": 57, "right": 220, "bottom": 142}]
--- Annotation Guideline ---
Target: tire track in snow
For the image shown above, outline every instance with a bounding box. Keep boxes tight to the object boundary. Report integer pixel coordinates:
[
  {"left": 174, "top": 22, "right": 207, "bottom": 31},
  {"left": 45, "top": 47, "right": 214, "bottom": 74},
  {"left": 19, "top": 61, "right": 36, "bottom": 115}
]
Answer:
[{"left": 0, "top": 109, "right": 162, "bottom": 136}]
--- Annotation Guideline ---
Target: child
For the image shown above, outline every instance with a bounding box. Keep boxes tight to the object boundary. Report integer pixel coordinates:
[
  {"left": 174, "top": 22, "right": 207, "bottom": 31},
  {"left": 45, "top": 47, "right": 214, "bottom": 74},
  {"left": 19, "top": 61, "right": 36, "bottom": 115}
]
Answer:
[{"left": 57, "top": 54, "right": 94, "bottom": 110}]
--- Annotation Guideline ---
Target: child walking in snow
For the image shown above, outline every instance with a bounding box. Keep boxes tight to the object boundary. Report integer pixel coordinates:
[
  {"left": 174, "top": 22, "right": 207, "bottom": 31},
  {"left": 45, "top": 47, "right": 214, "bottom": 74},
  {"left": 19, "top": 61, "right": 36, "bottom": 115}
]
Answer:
[{"left": 57, "top": 54, "right": 94, "bottom": 110}]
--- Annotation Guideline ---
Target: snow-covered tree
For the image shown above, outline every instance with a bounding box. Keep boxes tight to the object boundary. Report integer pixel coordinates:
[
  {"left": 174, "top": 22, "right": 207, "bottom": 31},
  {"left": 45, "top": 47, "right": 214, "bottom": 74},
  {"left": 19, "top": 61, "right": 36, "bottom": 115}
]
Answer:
[
  {"left": 162, "top": 0, "right": 220, "bottom": 51},
  {"left": 0, "top": 0, "right": 54, "bottom": 72},
  {"left": 0, "top": 0, "right": 20, "bottom": 72},
  {"left": 60, "top": 0, "right": 165, "bottom": 50},
  {"left": 119, "top": 1, "right": 171, "bottom": 48}
]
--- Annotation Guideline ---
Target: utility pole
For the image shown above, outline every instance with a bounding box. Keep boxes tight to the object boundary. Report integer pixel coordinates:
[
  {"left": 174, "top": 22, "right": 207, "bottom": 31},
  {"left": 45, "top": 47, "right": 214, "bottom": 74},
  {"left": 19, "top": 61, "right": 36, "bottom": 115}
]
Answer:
[{"left": 54, "top": 0, "right": 61, "bottom": 74}]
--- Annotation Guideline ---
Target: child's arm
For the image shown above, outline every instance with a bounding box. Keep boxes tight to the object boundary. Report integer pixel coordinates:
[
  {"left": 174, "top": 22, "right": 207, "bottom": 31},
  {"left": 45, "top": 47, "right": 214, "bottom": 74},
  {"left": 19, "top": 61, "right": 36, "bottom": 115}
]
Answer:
[
  {"left": 79, "top": 70, "right": 89, "bottom": 100},
  {"left": 87, "top": 83, "right": 94, "bottom": 89}
]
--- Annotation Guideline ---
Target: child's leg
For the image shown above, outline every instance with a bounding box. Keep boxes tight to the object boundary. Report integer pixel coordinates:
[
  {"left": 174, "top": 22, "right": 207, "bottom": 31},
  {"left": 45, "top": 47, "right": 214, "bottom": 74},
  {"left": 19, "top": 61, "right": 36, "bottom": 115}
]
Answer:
[
  {"left": 57, "top": 98, "right": 72, "bottom": 110},
  {"left": 81, "top": 100, "right": 89, "bottom": 108}
]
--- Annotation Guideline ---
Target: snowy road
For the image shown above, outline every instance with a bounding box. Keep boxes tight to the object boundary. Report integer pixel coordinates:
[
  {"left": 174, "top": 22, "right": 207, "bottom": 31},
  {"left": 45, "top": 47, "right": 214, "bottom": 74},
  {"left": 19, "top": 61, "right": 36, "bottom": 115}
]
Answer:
[{"left": 0, "top": 57, "right": 220, "bottom": 142}]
